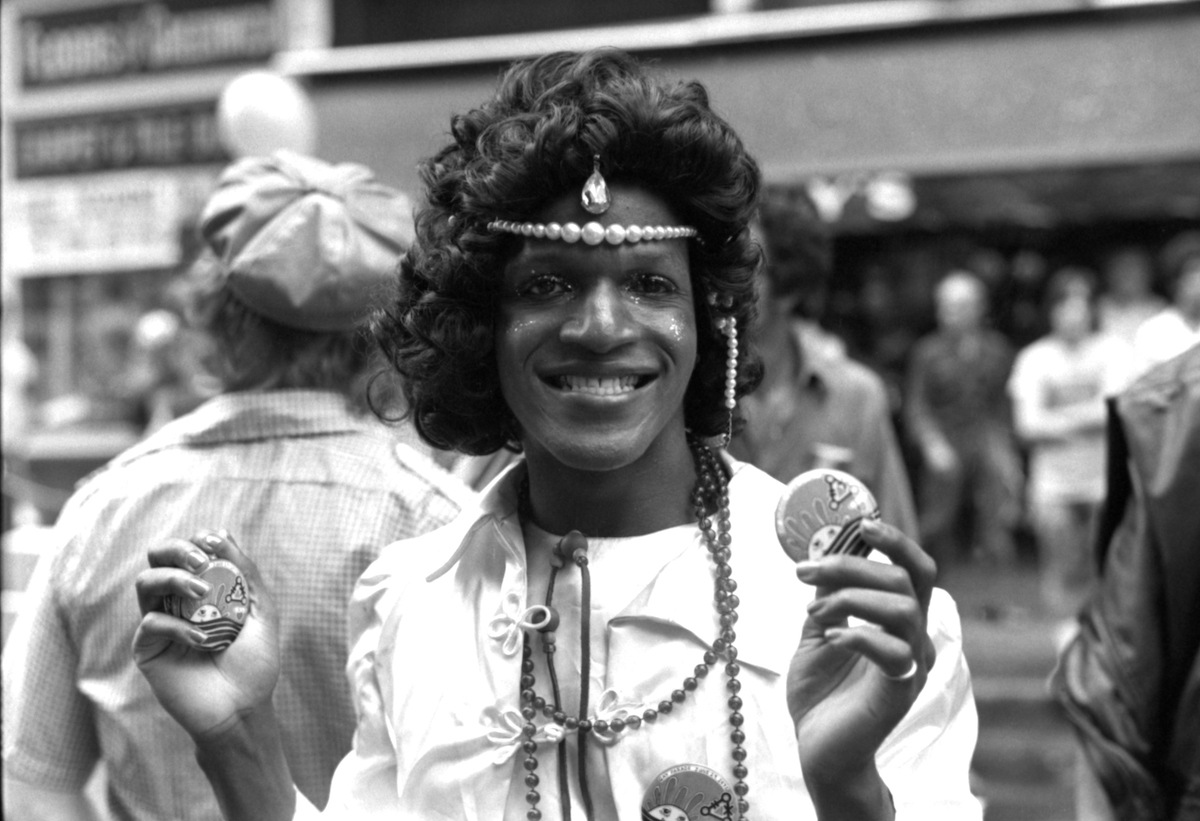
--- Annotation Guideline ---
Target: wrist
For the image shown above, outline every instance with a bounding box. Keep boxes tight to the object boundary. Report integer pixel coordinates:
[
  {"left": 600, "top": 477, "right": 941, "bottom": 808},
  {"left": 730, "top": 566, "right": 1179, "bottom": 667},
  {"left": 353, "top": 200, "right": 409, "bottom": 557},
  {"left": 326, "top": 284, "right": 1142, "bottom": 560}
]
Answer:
[
  {"left": 194, "top": 704, "right": 295, "bottom": 821},
  {"left": 805, "top": 762, "right": 894, "bottom": 821}
]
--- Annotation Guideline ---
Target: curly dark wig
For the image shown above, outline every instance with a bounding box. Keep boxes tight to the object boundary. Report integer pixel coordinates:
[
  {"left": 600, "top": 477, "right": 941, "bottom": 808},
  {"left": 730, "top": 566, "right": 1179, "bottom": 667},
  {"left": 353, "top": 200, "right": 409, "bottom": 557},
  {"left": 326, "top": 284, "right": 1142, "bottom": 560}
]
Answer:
[{"left": 371, "top": 48, "right": 763, "bottom": 455}]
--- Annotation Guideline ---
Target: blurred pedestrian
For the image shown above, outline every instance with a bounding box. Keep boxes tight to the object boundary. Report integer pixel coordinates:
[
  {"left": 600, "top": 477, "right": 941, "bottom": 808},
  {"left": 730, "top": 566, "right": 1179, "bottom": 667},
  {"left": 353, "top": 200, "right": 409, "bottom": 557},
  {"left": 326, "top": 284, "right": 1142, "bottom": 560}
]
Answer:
[
  {"left": 2, "top": 151, "right": 468, "bottom": 821},
  {"left": 728, "top": 186, "right": 918, "bottom": 536},
  {"left": 1097, "top": 244, "right": 1166, "bottom": 349},
  {"left": 1131, "top": 230, "right": 1200, "bottom": 378},
  {"left": 1007, "top": 268, "right": 1131, "bottom": 628},
  {"left": 905, "top": 270, "right": 1022, "bottom": 567},
  {"left": 1052, "top": 341, "right": 1200, "bottom": 821}
]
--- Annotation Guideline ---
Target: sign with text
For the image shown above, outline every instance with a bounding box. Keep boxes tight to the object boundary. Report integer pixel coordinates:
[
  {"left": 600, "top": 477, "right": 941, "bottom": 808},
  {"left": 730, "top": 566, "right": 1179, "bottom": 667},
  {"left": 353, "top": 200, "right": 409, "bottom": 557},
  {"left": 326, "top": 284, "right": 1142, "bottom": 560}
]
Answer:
[
  {"left": 14, "top": 103, "right": 229, "bottom": 178},
  {"left": 3, "top": 169, "right": 220, "bottom": 276},
  {"left": 19, "top": 1, "right": 275, "bottom": 89}
]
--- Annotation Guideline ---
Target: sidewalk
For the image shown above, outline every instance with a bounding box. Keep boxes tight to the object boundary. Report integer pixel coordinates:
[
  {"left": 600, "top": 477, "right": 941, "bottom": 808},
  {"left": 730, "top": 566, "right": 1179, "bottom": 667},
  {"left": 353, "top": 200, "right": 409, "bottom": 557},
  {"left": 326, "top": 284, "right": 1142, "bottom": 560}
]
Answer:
[{"left": 940, "top": 559, "right": 1077, "bottom": 821}]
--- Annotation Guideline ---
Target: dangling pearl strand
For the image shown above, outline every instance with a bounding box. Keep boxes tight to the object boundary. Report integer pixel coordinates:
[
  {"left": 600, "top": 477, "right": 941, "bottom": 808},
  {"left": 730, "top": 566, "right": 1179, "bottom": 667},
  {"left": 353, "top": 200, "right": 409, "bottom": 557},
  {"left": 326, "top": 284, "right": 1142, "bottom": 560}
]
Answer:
[
  {"left": 516, "top": 436, "right": 750, "bottom": 820},
  {"left": 718, "top": 315, "right": 739, "bottom": 447}
]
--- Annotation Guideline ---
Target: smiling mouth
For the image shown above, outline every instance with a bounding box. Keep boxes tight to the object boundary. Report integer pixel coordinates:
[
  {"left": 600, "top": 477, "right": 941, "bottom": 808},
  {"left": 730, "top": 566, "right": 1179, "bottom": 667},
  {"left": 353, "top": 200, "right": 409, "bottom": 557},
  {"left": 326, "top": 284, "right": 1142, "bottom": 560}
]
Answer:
[{"left": 548, "top": 374, "right": 655, "bottom": 395}]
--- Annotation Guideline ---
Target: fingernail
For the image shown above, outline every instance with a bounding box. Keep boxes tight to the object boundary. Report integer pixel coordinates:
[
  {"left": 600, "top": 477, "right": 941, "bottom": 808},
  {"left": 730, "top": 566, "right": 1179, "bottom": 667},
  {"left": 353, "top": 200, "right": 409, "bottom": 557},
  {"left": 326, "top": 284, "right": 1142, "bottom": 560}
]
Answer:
[
  {"left": 795, "top": 560, "right": 819, "bottom": 582},
  {"left": 185, "top": 551, "right": 208, "bottom": 571},
  {"left": 861, "top": 518, "right": 882, "bottom": 535},
  {"left": 204, "top": 533, "right": 223, "bottom": 549},
  {"left": 187, "top": 628, "right": 208, "bottom": 645},
  {"left": 187, "top": 578, "right": 211, "bottom": 597},
  {"left": 806, "top": 598, "right": 822, "bottom": 615},
  {"left": 823, "top": 627, "right": 845, "bottom": 642}
]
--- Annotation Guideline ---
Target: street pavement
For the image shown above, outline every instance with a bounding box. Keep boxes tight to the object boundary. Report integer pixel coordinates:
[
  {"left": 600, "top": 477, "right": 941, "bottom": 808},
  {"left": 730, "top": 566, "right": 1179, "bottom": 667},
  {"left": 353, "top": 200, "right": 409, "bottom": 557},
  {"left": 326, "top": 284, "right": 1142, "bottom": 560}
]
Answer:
[{"left": 941, "top": 559, "right": 1078, "bottom": 821}]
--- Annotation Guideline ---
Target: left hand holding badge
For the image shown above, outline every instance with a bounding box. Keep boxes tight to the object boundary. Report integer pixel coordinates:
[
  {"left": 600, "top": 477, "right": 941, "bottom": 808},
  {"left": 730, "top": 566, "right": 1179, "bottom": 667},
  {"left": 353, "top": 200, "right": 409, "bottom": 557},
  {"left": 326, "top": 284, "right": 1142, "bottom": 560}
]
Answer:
[{"left": 777, "top": 472, "right": 938, "bottom": 799}]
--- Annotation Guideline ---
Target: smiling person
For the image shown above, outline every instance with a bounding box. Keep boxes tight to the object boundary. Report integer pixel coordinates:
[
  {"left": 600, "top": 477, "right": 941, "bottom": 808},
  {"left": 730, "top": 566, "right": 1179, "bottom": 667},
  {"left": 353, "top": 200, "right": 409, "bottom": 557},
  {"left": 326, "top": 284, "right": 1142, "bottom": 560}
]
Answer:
[{"left": 132, "top": 49, "right": 981, "bottom": 820}]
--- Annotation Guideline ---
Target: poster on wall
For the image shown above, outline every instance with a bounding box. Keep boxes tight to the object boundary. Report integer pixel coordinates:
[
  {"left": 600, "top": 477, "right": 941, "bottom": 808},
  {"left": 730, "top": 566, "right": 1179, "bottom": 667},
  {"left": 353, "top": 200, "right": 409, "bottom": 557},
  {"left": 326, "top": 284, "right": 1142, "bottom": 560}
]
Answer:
[{"left": 2, "top": 168, "right": 219, "bottom": 276}]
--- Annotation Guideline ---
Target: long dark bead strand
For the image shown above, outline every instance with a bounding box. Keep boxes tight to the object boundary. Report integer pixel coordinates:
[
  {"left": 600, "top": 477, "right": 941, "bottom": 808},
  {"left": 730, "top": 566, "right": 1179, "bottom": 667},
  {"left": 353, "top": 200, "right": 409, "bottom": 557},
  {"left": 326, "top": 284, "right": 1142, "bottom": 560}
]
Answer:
[
  {"left": 518, "top": 436, "right": 748, "bottom": 819},
  {"left": 520, "top": 641, "right": 545, "bottom": 820},
  {"left": 692, "top": 438, "right": 750, "bottom": 817}
]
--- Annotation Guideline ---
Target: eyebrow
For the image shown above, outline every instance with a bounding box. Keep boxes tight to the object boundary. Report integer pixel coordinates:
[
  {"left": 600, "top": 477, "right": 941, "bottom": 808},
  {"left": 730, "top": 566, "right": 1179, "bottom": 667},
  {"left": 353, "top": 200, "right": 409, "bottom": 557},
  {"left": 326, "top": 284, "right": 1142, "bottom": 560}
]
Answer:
[{"left": 513, "top": 241, "right": 683, "bottom": 267}]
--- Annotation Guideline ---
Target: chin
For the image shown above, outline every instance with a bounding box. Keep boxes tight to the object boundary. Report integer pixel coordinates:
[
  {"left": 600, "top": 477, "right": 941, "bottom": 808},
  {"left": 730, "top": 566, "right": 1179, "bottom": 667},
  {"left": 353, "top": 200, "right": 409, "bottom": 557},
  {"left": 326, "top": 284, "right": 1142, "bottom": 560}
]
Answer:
[{"left": 527, "top": 426, "right": 656, "bottom": 474}]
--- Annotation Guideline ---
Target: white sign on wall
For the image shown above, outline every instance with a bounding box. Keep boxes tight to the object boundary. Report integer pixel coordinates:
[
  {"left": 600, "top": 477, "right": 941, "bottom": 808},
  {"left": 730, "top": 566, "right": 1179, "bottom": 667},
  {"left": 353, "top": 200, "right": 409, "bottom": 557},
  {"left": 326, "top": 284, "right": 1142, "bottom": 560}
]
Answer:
[{"left": 2, "top": 167, "right": 219, "bottom": 276}]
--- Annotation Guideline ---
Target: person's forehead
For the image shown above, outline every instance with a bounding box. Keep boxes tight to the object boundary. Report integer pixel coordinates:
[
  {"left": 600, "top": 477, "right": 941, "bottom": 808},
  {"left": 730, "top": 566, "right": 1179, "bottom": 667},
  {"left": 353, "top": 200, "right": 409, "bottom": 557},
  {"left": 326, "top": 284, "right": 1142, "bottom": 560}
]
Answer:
[
  {"left": 531, "top": 183, "right": 682, "bottom": 227},
  {"left": 512, "top": 237, "right": 685, "bottom": 269}
]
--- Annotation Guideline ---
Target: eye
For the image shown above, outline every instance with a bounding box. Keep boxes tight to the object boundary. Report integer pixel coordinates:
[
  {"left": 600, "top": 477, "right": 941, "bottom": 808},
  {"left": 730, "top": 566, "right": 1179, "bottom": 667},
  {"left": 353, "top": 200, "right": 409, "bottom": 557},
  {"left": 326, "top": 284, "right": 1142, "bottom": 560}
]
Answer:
[
  {"left": 517, "top": 274, "right": 570, "bottom": 299},
  {"left": 628, "top": 273, "right": 678, "bottom": 295}
]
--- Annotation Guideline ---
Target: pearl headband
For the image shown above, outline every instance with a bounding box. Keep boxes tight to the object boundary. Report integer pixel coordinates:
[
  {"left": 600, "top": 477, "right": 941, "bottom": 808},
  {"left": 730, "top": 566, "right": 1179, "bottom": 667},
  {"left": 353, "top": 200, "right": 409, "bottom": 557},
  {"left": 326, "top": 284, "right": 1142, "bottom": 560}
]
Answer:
[
  {"left": 487, "top": 219, "right": 697, "bottom": 246},
  {"left": 485, "top": 155, "right": 698, "bottom": 246}
]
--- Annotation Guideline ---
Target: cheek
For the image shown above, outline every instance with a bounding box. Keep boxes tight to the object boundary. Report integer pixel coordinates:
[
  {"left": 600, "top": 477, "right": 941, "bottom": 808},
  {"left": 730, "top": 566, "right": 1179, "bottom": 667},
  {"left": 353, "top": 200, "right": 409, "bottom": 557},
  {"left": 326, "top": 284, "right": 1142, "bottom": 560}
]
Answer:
[
  {"left": 667, "top": 318, "right": 689, "bottom": 346},
  {"left": 658, "top": 307, "right": 698, "bottom": 373},
  {"left": 500, "top": 315, "right": 543, "bottom": 344},
  {"left": 494, "top": 312, "right": 544, "bottom": 392}
]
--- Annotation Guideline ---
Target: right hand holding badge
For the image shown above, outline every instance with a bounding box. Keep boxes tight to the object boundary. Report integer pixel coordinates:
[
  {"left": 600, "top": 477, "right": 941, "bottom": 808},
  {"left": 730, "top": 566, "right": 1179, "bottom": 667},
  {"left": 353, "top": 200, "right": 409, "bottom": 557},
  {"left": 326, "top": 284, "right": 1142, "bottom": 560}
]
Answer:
[{"left": 133, "top": 530, "right": 280, "bottom": 741}]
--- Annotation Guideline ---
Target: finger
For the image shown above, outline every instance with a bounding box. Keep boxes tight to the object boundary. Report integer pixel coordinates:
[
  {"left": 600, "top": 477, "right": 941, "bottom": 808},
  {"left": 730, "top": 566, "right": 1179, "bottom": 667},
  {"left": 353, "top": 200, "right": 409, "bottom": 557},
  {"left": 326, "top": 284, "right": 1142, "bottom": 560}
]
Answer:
[
  {"left": 148, "top": 537, "right": 212, "bottom": 571},
  {"left": 132, "top": 610, "right": 210, "bottom": 665},
  {"left": 135, "top": 567, "right": 213, "bottom": 616},
  {"left": 858, "top": 519, "right": 938, "bottom": 613},
  {"left": 821, "top": 624, "right": 924, "bottom": 683},
  {"left": 795, "top": 555, "right": 916, "bottom": 599},
  {"left": 191, "top": 529, "right": 261, "bottom": 583},
  {"left": 806, "top": 588, "right": 924, "bottom": 646}
]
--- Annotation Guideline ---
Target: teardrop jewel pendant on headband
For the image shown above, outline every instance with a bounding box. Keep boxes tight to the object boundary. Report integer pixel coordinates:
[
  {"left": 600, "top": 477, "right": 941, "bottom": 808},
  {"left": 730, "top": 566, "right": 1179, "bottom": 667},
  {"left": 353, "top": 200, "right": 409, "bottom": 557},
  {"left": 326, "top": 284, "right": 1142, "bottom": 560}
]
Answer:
[{"left": 581, "top": 155, "right": 611, "bottom": 215}]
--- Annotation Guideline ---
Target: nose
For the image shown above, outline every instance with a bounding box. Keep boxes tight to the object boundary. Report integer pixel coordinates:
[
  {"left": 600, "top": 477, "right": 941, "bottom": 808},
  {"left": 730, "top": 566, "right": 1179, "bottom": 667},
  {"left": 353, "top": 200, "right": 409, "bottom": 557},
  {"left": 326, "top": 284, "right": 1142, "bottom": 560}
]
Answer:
[{"left": 560, "top": 281, "right": 636, "bottom": 351}]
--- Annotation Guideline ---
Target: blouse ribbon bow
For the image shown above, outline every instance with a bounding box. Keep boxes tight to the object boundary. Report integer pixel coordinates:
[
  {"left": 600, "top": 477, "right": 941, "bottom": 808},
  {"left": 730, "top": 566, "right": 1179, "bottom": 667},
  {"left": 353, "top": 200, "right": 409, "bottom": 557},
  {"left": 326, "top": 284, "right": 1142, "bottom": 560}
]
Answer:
[
  {"left": 483, "top": 706, "right": 566, "bottom": 766},
  {"left": 488, "top": 590, "right": 552, "bottom": 656}
]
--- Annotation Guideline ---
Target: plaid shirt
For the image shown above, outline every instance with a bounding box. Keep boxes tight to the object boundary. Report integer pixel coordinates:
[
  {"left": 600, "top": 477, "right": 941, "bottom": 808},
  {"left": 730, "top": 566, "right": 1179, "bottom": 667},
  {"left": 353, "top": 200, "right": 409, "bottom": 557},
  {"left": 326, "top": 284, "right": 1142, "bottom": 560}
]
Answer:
[{"left": 3, "top": 390, "right": 465, "bottom": 819}]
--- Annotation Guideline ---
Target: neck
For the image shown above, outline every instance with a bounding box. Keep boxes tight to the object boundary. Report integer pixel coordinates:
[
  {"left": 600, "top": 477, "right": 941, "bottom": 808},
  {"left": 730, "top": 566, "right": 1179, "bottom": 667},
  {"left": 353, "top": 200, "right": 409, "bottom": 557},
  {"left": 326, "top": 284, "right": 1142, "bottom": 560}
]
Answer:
[{"left": 522, "top": 430, "right": 699, "bottom": 537}]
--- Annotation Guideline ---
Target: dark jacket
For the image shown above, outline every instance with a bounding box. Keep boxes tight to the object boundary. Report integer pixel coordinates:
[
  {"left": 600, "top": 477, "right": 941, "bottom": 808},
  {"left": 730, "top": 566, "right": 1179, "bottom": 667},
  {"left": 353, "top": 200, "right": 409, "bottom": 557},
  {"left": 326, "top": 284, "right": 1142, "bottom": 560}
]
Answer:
[{"left": 1052, "top": 343, "right": 1200, "bottom": 821}]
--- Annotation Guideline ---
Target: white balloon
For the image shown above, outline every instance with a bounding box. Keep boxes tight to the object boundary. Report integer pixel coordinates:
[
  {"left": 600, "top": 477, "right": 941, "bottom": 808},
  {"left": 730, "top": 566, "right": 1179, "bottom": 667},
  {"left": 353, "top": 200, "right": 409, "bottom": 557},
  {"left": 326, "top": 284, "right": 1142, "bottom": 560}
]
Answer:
[
  {"left": 217, "top": 71, "right": 316, "bottom": 158},
  {"left": 865, "top": 171, "right": 917, "bottom": 222}
]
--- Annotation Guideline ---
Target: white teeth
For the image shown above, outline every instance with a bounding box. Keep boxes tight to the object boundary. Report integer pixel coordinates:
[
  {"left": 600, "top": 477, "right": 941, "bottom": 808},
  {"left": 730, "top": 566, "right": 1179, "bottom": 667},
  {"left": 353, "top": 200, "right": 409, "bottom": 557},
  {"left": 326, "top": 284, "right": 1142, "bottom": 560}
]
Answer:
[{"left": 558, "top": 375, "right": 640, "bottom": 395}]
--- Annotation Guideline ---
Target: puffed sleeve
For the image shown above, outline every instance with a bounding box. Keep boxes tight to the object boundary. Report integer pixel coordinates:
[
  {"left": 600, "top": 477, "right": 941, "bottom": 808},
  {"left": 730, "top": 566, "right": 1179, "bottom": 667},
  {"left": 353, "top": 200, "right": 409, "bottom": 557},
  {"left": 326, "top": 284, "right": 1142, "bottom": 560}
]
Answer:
[
  {"left": 877, "top": 589, "right": 984, "bottom": 820},
  {"left": 295, "top": 551, "right": 411, "bottom": 819}
]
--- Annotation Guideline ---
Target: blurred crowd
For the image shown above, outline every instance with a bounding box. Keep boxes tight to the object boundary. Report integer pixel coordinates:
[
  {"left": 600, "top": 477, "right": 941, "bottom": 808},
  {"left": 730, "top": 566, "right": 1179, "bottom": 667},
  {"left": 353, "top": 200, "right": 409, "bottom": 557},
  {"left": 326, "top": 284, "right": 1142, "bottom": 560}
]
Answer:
[{"left": 819, "top": 225, "right": 1200, "bottom": 623}]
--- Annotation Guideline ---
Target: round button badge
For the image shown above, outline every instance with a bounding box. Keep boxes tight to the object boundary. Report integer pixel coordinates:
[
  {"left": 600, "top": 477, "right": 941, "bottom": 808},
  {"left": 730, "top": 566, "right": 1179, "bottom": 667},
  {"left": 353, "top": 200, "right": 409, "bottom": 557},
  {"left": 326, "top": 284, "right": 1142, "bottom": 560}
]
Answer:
[
  {"left": 165, "top": 558, "right": 249, "bottom": 651},
  {"left": 774, "top": 468, "right": 880, "bottom": 563},
  {"left": 642, "top": 763, "right": 739, "bottom": 820}
]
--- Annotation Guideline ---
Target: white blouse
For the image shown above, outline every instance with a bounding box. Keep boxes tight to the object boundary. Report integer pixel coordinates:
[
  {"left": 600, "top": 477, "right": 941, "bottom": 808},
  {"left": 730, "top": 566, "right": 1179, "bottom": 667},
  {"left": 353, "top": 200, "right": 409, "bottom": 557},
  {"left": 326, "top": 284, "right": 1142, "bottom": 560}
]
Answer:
[{"left": 297, "top": 458, "right": 982, "bottom": 820}]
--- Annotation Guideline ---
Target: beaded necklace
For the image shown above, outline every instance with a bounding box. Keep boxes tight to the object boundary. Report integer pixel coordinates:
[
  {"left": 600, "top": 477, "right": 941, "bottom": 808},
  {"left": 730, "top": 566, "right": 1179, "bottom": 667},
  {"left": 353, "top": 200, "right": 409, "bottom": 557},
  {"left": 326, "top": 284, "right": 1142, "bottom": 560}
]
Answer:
[{"left": 516, "top": 435, "right": 750, "bottom": 821}]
